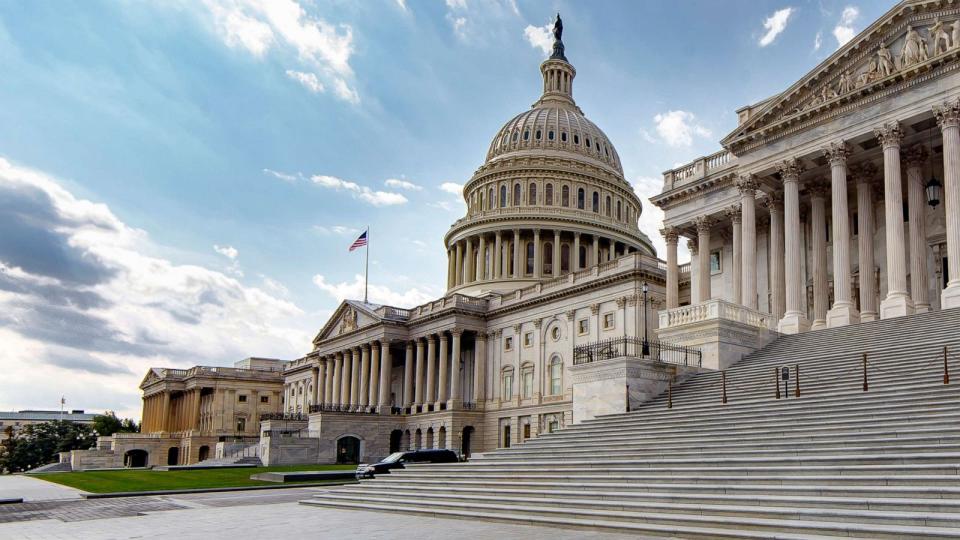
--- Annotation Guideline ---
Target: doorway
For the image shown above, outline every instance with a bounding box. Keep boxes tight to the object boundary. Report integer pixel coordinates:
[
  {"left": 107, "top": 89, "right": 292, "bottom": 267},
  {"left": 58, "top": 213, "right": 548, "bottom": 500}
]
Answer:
[
  {"left": 461, "top": 426, "right": 474, "bottom": 458},
  {"left": 336, "top": 436, "right": 361, "bottom": 464},
  {"left": 167, "top": 447, "right": 180, "bottom": 466}
]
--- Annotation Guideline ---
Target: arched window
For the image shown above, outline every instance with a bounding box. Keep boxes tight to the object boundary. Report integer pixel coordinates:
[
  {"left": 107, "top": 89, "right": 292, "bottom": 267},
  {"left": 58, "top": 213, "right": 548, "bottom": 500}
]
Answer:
[
  {"left": 577, "top": 188, "right": 585, "bottom": 210},
  {"left": 501, "top": 367, "right": 514, "bottom": 399},
  {"left": 592, "top": 192, "right": 599, "bottom": 213},
  {"left": 521, "top": 363, "right": 535, "bottom": 399},
  {"left": 513, "top": 183, "right": 521, "bottom": 206},
  {"left": 616, "top": 200, "right": 622, "bottom": 221},
  {"left": 574, "top": 133, "right": 580, "bottom": 145},
  {"left": 488, "top": 188, "right": 494, "bottom": 210},
  {"left": 548, "top": 130, "right": 555, "bottom": 141},
  {"left": 523, "top": 130, "right": 529, "bottom": 141},
  {"left": 545, "top": 183, "right": 553, "bottom": 206},
  {"left": 500, "top": 185, "right": 507, "bottom": 207},
  {"left": 585, "top": 137, "right": 591, "bottom": 149},
  {"left": 549, "top": 356, "right": 563, "bottom": 395},
  {"left": 528, "top": 183, "right": 537, "bottom": 205},
  {"left": 526, "top": 241, "right": 535, "bottom": 274},
  {"left": 543, "top": 242, "right": 553, "bottom": 275},
  {"left": 562, "top": 185, "right": 570, "bottom": 207},
  {"left": 512, "top": 131, "right": 519, "bottom": 142},
  {"left": 561, "top": 131, "right": 567, "bottom": 142},
  {"left": 605, "top": 195, "right": 612, "bottom": 217},
  {"left": 535, "top": 129, "right": 542, "bottom": 140},
  {"left": 579, "top": 245, "right": 587, "bottom": 268},
  {"left": 560, "top": 244, "right": 570, "bottom": 272}
]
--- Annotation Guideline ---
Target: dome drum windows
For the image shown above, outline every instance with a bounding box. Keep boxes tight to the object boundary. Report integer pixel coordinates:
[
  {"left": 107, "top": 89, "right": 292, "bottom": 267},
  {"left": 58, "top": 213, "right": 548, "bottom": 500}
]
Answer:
[
  {"left": 562, "top": 185, "right": 570, "bottom": 207},
  {"left": 513, "top": 183, "right": 521, "bottom": 206},
  {"left": 548, "top": 130, "right": 555, "bottom": 141},
  {"left": 535, "top": 130, "right": 542, "bottom": 140},
  {"left": 528, "top": 183, "right": 537, "bottom": 205},
  {"left": 605, "top": 195, "right": 612, "bottom": 217},
  {"left": 545, "top": 183, "right": 553, "bottom": 206},
  {"left": 561, "top": 132, "right": 567, "bottom": 142},
  {"left": 573, "top": 134, "right": 580, "bottom": 145},
  {"left": 577, "top": 188, "right": 585, "bottom": 210},
  {"left": 499, "top": 185, "right": 507, "bottom": 208},
  {"left": 592, "top": 192, "right": 599, "bottom": 213}
]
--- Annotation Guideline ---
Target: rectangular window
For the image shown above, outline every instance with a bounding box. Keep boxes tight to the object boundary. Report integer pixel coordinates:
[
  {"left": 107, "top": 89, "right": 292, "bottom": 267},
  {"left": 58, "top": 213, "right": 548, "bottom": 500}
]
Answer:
[
  {"left": 502, "top": 373, "right": 513, "bottom": 399},
  {"left": 523, "top": 422, "right": 531, "bottom": 440},
  {"left": 710, "top": 250, "right": 722, "bottom": 274},
  {"left": 238, "top": 395, "right": 247, "bottom": 403},
  {"left": 603, "top": 312, "right": 615, "bottom": 330},
  {"left": 548, "top": 420, "right": 559, "bottom": 433},
  {"left": 522, "top": 371, "right": 534, "bottom": 398},
  {"left": 260, "top": 396, "right": 269, "bottom": 404},
  {"left": 236, "top": 417, "right": 246, "bottom": 432},
  {"left": 523, "top": 332, "right": 533, "bottom": 348},
  {"left": 504, "top": 336, "right": 513, "bottom": 351},
  {"left": 578, "top": 319, "right": 589, "bottom": 335},
  {"left": 550, "top": 362, "right": 562, "bottom": 396}
]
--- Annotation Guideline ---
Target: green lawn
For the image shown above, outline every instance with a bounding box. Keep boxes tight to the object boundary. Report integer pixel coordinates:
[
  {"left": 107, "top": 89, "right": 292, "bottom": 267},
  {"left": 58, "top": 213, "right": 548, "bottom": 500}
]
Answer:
[{"left": 34, "top": 464, "right": 355, "bottom": 493}]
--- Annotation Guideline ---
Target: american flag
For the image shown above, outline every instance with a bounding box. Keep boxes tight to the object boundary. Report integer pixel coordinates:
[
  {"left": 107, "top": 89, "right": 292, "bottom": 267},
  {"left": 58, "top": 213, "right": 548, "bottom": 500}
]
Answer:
[{"left": 349, "top": 231, "right": 368, "bottom": 251}]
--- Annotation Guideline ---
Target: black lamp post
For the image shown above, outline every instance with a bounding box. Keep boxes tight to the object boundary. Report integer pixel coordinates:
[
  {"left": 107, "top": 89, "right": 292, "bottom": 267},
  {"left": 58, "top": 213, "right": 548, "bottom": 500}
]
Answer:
[
  {"left": 641, "top": 281, "right": 649, "bottom": 356},
  {"left": 927, "top": 176, "right": 942, "bottom": 208}
]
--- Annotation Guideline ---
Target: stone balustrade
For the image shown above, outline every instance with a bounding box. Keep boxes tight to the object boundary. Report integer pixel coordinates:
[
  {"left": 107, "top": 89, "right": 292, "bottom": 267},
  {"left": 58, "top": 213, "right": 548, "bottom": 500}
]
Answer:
[{"left": 659, "top": 299, "right": 776, "bottom": 331}]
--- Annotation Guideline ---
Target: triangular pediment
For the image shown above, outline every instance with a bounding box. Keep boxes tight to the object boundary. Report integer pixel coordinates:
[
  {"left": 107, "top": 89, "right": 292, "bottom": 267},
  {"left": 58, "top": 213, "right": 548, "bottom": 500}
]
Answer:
[
  {"left": 312, "top": 300, "right": 382, "bottom": 345},
  {"left": 139, "top": 368, "right": 163, "bottom": 390},
  {"left": 723, "top": 0, "right": 960, "bottom": 153}
]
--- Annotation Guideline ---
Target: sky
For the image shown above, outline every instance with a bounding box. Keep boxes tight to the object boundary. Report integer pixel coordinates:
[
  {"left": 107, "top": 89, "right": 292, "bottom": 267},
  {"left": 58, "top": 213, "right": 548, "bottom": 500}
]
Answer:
[{"left": 0, "top": 0, "right": 896, "bottom": 419}]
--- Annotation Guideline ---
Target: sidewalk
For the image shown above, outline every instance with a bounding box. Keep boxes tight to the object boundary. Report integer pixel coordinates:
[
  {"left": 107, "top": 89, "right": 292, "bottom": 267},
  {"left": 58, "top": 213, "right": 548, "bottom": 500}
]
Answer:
[{"left": 0, "top": 475, "right": 85, "bottom": 502}]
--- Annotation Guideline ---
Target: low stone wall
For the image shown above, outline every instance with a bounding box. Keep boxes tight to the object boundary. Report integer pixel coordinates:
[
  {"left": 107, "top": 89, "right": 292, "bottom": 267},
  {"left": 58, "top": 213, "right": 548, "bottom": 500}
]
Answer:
[
  {"left": 260, "top": 435, "right": 320, "bottom": 466},
  {"left": 658, "top": 300, "right": 779, "bottom": 370},
  {"left": 69, "top": 448, "right": 123, "bottom": 471}
]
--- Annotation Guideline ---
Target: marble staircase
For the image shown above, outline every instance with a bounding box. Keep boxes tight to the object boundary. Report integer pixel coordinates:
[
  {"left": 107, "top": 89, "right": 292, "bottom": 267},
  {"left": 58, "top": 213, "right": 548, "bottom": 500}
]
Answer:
[{"left": 302, "top": 309, "right": 960, "bottom": 538}]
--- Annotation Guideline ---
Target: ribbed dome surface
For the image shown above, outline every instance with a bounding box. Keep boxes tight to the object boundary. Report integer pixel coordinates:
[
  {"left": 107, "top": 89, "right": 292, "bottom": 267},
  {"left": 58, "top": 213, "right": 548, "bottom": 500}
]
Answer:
[{"left": 485, "top": 106, "right": 623, "bottom": 175}]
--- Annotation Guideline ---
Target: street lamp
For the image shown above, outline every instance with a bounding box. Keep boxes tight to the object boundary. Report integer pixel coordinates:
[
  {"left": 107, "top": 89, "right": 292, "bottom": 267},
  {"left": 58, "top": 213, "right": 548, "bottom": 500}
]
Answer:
[
  {"left": 927, "top": 176, "right": 942, "bottom": 208},
  {"left": 641, "top": 281, "right": 649, "bottom": 356}
]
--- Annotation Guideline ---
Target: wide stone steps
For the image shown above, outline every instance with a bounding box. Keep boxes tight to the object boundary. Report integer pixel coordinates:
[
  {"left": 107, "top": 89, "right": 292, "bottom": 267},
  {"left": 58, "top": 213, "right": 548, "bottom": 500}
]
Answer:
[
  {"left": 301, "top": 309, "right": 960, "bottom": 536},
  {"left": 304, "top": 493, "right": 960, "bottom": 539},
  {"left": 322, "top": 486, "right": 960, "bottom": 528}
]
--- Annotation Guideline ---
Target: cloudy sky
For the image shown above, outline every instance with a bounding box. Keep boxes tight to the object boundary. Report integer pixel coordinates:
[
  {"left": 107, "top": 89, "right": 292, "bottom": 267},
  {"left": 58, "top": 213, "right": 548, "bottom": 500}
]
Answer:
[{"left": 0, "top": 0, "right": 893, "bottom": 418}]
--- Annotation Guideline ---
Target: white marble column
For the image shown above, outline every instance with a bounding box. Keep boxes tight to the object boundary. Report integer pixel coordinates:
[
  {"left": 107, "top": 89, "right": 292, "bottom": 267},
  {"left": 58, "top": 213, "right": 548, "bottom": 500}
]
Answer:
[
  {"left": 688, "top": 238, "right": 700, "bottom": 305},
  {"left": 765, "top": 194, "right": 786, "bottom": 320},
  {"left": 358, "top": 345, "right": 370, "bottom": 408},
  {"left": 737, "top": 176, "right": 758, "bottom": 309},
  {"left": 325, "top": 357, "right": 335, "bottom": 406},
  {"left": 368, "top": 343, "right": 379, "bottom": 408},
  {"left": 450, "top": 330, "right": 462, "bottom": 405},
  {"left": 853, "top": 164, "right": 878, "bottom": 322},
  {"left": 662, "top": 228, "right": 679, "bottom": 309},
  {"left": 350, "top": 347, "right": 361, "bottom": 409},
  {"left": 446, "top": 249, "right": 454, "bottom": 289},
  {"left": 413, "top": 338, "right": 425, "bottom": 409},
  {"left": 592, "top": 236, "right": 600, "bottom": 267},
  {"left": 477, "top": 235, "right": 487, "bottom": 281},
  {"left": 809, "top": 182, "right": 829, "bottom": 330},
  {"left": 317, "top": 359, "right": 327, "bottom": 406},
  {"left": 935, "top": 99, "right": 960, "bottom": 309},
  {"left": 425, "top": 335, "right": 437, "bottom": 405},
  {"left": 402, "top": 342, "right": 414, "bottom": 408},
  {"left": 875, "top": 121, "right": 915, "bottom": 318},
  {"left": 512, "top": 229, "right": 522, "bottom": 278},
  {"left": 494, "top": 231, "right": 503, "bottom": 279},
  {"left": 573, "top": 232, "right": 581, "bottom": 271},
  {"left": 552, "top": 230, "right": 561, "bottom": 277},
  {"left": 725, "top": 206, "right": 742, "bottom": 305},
  {"left": 464, "top": 237, "right": 474, "bottom": 284},
  {"left": 778, "top": 158, "right": 811, "bottom": 333},
  {"left": 824, "top": 142, "right": 859, "bottom": 327},
  {"left": 437, "top": 333, "right": 449, "bottom": 407},
  {"left": 339, "top": 351, "right": 350, "bottom": 407},
  {"left": 905, "top": 146, "right": 931, "bottom": 313},
  {"left": 533, "top": 229, "right": 542, "bottom": 278},
  {"left": 454, "top": 241, "right": 463, "bottom": 287},
  {"left": 378, "top": 342, "right": 392, "bottom": 408},
  {"left": 473, "top": 333, "right": 486, "bottom": 404},
  {"left": 695, "top": 216, "right": 713, "bottom": 302}
]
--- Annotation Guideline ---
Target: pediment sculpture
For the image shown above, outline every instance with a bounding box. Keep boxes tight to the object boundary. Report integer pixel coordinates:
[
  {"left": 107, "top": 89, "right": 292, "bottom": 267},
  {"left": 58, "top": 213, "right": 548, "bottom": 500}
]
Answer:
[{"left": 338, "top": 306, "right": 358, "bottom": 334}]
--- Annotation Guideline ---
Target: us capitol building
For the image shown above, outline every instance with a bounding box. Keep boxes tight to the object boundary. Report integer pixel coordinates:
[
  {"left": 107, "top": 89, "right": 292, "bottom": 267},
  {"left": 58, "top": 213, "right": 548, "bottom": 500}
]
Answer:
[{"left": 64, "top": 1, "right": 960, "bottom": 469}]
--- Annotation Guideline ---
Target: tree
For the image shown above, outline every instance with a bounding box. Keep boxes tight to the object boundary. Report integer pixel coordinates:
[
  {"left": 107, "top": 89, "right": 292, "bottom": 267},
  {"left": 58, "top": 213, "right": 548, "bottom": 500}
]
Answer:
[
  {"left": 0, "top": 421, "right": 96, "bottom": 473},
  {"left": 92, "top": 413, "right": 140, "bottom": 437}
]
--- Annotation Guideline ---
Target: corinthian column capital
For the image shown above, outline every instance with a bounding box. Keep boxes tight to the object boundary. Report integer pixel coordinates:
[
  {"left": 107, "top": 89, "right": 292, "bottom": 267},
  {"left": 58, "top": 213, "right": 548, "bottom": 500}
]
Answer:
[
  {"left": 735, "top": 174, "right": 759, "bottom": 194},
  {"left": 693, "top": 215, "right": 715, "bottom": 234},
  {"left": 874, "top": 121, "right": 904, "bottom": 149},
  {"left": 903, "top": 145, "right": 928, "bottom": 168},
  {"left": 660, "top": 226, "right": 680, "bottom": 244},
  {"left": 777, "top": 158, "right": 804, "bottom": 182},
  {"left": 805, "top": 178, "right": 830, "bottom": 199},
  {"left": 724, "top": 204, "right": 742, "bottom": 223},
  {"left": 822, "top": 141, "right": 851, "bottom": 166},
  {"left": 761, "top": 192, "right": 784, "bottom": 213},
  {"left": 934, "top": 98, "right": 960, "bottom": 130},
  {"left": 849, "top": 161, "right": 878, "bottom": 185}
]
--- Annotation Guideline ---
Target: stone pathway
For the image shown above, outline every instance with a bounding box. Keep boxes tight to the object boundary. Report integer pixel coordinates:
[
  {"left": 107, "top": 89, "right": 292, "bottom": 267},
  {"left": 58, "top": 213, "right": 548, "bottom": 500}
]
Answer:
[
  {"left": 0, "top": 489, "right": 642, "bottom": 539},
  {"left": 0, "top": 475, "right": 84, "bottom": 502}
]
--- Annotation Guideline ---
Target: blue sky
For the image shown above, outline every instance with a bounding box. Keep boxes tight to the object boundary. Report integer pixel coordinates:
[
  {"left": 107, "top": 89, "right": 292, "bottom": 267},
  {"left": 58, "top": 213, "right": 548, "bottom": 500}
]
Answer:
[{"left": 0, "top": 0, "right": 894, "bottom": 417}]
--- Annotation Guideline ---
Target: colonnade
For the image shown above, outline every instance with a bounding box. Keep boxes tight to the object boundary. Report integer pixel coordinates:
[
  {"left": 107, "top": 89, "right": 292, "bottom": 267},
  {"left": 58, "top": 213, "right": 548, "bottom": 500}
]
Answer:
[
  {"left": 141, "top": 389, "right": 201, "bottom": 433},
  {"left": 313, "top": 331, "right": 487, "bottom": 414},
  {"left": 661, "top": 100, "right": 960, "bottom": 332},
  {"left": 447, "top": 228, "right": 636, "bottom": 288}
]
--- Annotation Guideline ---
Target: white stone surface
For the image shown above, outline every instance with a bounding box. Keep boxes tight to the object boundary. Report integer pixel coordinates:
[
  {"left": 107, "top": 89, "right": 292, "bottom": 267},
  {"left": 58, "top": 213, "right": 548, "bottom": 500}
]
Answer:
[{"left": 0, "top": 475, "right": 85, "bottom": 501}]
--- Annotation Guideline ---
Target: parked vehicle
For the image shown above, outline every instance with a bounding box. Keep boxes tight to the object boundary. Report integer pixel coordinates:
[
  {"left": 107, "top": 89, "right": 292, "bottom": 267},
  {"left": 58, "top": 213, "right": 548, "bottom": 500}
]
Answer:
[{"left": 356, "top": 449, "right": 458, "bottom": 478}]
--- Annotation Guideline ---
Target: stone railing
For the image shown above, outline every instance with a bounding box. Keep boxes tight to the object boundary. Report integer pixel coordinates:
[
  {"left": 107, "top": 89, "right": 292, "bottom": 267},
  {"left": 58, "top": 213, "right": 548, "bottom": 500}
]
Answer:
[
  {"left": 661, "top": 149, "right": 737, "bottom": 191},
  {"left": 451, "top": 205, "right": 640, "bottom": 237},
  {"left": 659, "top": 299, "right": 776, "bottom": 330}
]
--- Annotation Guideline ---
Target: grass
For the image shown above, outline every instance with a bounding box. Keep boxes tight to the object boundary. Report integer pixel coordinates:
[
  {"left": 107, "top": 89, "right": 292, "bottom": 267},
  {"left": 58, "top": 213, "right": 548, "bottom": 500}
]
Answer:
[{"left": 34, "top": 464, "right": 355, "bottom": 493}]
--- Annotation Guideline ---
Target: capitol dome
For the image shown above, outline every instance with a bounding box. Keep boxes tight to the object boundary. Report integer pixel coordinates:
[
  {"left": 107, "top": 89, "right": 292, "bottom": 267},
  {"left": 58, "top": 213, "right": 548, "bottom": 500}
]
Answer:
[{"left": 444, "top": 15, "right": 655, "bottom": 295}]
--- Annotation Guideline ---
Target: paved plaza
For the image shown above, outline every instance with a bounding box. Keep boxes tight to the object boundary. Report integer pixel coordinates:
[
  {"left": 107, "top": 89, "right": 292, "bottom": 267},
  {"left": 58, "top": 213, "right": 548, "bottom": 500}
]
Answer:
[
  {"left": 0, "top": 486, "right": 641, "bottom": 540},
  {"left": 0, "top": 475, "right": 84, "bottom": 502}
]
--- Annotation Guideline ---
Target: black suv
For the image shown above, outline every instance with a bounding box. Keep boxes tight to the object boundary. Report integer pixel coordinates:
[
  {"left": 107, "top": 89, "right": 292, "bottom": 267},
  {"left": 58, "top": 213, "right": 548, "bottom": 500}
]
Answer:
[{"left": 357, "top": 449, "right": 458, "bottom": 478}]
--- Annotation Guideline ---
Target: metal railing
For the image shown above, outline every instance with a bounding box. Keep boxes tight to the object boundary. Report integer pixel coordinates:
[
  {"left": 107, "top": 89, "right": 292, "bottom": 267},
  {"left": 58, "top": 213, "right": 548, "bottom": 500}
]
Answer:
[
  {"left": 573, "top": 337, "right": 701, "bottom": 367},
  {"left": 308, "top": 404, "right": 380, "bottom": 415},
  {"left": 259, "top": 412, "right": 307, "bottom": 422}
]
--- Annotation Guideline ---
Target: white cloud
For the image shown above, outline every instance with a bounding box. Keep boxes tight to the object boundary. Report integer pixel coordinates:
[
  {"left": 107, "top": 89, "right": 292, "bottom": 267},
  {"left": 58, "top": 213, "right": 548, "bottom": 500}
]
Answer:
[
  {"left": 262, "top": 168, "right": 299, "bottom": 182},
  {"left": 439, "top": 182, "right": 463, "bottom": 196},
  {"left": 0, "top": 157, "right": 311, "bottom": 418},
  {"left": 813, "top": 31, "right": 822, "bottom": 51},
  {"left": 631, "top": 176, "right": 690, "bottom": 263},
  {"left": 759, "top": 7, "right": 794, "bottom": 47},
  {"left": 314, "top": 225, "right": 361, "bottom": 236},
  {"left": 833, "top": 6, "right": 859, "bottom": 48},
  {"left": 313, "top": 274, "right": 437, "bottom": 308},
  {"left": 652, "top": 110, "right": 712, "bottom": 147},
  {"left": 445, "top": 0, "right": 467, "bottom": 9},
  {"left": 395, "top": 0, "right": 407, "bottom": 11},
  {"left": 285, "top": 69, "right": 324, "bottom": 93},
  {"left": 259, "top": 275, "right": 289, "bottom": 297},
  {"left": 201, "top": 0, "right": 359, "bottom": 103},
  {"left": 310, "top": 174, "right": 408, "bottom": 206},
  {"left": 213, "top": 244, "right": 239, "bottom": 259},
  {"left": 639, "top": 128, "right": 657, "bottom": 144},
  {"left": 523, "top": 23, "right": 552, "bottom": 56},
  {"left": 384, "top": 178, "right": 422, "bottom": 191},
  {"left": 449, "top": 16, "right": 468, "bottom": 40}
]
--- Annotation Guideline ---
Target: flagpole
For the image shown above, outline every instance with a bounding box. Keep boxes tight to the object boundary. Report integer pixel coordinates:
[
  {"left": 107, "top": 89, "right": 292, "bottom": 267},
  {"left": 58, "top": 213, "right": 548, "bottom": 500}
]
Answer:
[{"left": 364, "top": 226, "right": 369, "bottom": 304}]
